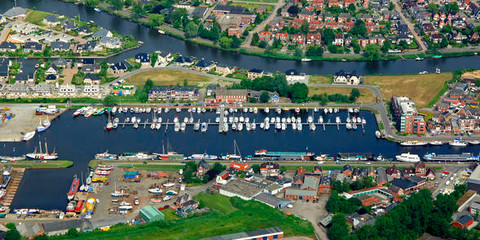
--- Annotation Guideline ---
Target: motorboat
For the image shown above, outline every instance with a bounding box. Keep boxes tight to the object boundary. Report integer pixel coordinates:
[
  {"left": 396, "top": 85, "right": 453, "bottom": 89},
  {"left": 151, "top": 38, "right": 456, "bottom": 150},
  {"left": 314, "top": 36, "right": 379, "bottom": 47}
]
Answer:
[
  {"left": 395, "top": 153, "right": 420, "bottom": 162},
  {"left": 22, "top": 131, "right": 35, "bottom": 141},
  {"left": 449, "top": 139, "right": 467, "bottom": 147},
  {"left": 148, "top": 188, "right": 163, "bottom": 194},
  {"left": 37, "top": 119, "right": 51, "bottom": 132}
]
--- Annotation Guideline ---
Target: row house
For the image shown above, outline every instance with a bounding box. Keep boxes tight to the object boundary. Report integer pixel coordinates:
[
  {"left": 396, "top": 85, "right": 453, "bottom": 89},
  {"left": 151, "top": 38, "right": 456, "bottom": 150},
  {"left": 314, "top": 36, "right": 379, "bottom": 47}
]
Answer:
[
  {"left": 291, "top": 18, "right": 305, "bottom": 28},
  {"left": 358, "top": 36, "right": 386, "bottom": 48},
  {"left": 328, "top": 0, "right": 342, "bottom": 7},
  {"left": 309, "top": 20, "right": 323, "bottom": 31}
]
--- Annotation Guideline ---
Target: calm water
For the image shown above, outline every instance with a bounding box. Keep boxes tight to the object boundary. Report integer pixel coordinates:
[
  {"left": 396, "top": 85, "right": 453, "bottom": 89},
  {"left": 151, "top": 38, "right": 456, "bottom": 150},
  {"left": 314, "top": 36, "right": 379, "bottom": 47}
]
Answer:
[
  {"left": 1, "top": 109, "right": 479, "bottom": 210},
  {"left": 0, "top": 0, "right": 479, "bottom": 74}
]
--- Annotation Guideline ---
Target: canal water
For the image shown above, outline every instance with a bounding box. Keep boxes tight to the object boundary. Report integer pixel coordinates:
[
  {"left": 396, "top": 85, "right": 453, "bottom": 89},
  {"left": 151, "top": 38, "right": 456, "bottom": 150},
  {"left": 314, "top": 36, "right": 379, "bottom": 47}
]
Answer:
[
  {"left": 1, "top": 109, "right": 479, "bottom": 210},
  {"left": 0, "top": 0, "right": 480, "bottom": 75}
]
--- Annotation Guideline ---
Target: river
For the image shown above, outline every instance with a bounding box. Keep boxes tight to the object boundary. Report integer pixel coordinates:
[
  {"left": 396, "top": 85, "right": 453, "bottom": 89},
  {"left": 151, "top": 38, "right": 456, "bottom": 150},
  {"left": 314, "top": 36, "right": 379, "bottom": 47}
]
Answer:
[{"left": 0, "top": 0, "right": 480, "bottom": 75}]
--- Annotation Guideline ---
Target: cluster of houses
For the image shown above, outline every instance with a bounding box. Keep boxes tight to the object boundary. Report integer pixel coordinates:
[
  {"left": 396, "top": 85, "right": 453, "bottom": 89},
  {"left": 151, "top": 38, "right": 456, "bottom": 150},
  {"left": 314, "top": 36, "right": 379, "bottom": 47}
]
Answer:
[
  {"left": 209, "top": 5, "right": 258, "bottom": 37},
  {"left": 402, "top": 0, "right": 480, "bottom": 46},
  {"left": 256, "top": 0, "right": 416, "bottom": 51},
  {"left": 429, "top": 73, "right": 480, "bottom": 135},
  {"left": 0, "top": 8, "right": 126, "bottom": 56},
  {"left": 319, "top": 162, "right": 437, "bottom": 229}
]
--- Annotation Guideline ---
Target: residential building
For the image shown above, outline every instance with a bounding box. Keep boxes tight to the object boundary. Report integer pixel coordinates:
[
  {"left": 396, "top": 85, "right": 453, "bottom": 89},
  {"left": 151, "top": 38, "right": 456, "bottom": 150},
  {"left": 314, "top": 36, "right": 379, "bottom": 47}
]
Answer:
[
  {"left": 285, "top": 69, "right": 308, "bottom": 84},
  {"left": 192, "top": 59, "right": 215, "bottom": 72},
  {"left": 196, "top": 160, "right": 210, "bottom": 177},
  {"left": 135, "top": 53, "right": 151, "bottom": 65},
  {"left": 333, "top": 70, "right": 361, "bottom": 85},
  {"left": 285, "top": 175, "right": 320, "bottom": 201},
  {"left": 391, "top": 96, "right": 426, "bottom": 134},
  {"left": 83, "top": 74, "right": 101, "bottom": 85},
  {"left": 247, "top": 68, "right": 264, "bottom": 79}
]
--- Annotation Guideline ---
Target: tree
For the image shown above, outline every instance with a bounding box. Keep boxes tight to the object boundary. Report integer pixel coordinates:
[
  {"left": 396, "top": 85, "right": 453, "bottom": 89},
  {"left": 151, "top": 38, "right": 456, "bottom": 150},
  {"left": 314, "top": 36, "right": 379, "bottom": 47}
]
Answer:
[
  {"left": 220, "top": 37, "right": 233, "bottom": 48},
  {"left": 305, "top": 46, "right": 323, "bottom": 57},
  {"left": 350, "top": 20, "right": 367, "bottom": 37},
  {"left": 258, "top": 41, "right": 267, "bottom": 48},
  {"left": 322, "top": 29, "right": 335, "bottom": 45},
  {"left": 290, "top": 82, "right": 309, "bottom": 102},
  {"left": 185, "top": 22, "right": 199, "bottom": 38},
  {"left": 231, "top": 36, "right": 242, "bottom": 49},
  {"left": 251, "top": 33, "right": 260, "bottom": 46},
  {"left": 144, "top": 79, "right": 154, "bottom": 92},
  {"left": 328, "top": 214, "right": 349, "bottom": 240},
  {"left": 33, "top": 235, "right": 49, "bottom": 240},
  {"left": 287, "top": 5, "right": 300, "bottom": 16},
  {"left": 294, "top": 47, "right": 303, "bottom": 57},
  {"left": 110, "top": 0, "right": 123, "bottom": 10},
  {"left": 132, "top": 3, "right": 146, "bottom": 19},
  {"left": 475, "top": 79, "right": 480, "bottom": 87},
  {"left": 381, "top": 40, "right": 392, "bottom": 53},
  {"left": 349, "top": 88, "right": 361, "bottom": 101},
  {"left": 348, "top": 3, "right": 356, "bottom": 13},
  {"left": 427, "top": 3, "right": 439, "bottom": 13},
  {"left": 67, "top": 228, "right": 79, "bottom": 237},
  {"left": 260, "top": 91, "right": 270, "bottom": 103},
  {"left": 252, "top": 164, "right": 260, "bottom": 173},
  {"left": 5, "top": 223, "right": 21, "bottom": 240},
  {"left": 103, "top": 95, "right": 117, "bottom": 107},
  {"left": 148, "top": 14, "right": 165, "bottom": 27},
  {"left": 364, "top": 44, "right": 381, "bottom": 60}
]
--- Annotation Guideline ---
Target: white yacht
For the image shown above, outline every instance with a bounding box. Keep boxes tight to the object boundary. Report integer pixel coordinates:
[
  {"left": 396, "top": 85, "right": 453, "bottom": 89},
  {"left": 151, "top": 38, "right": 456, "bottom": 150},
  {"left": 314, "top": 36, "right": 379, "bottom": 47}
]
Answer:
[{"left": 395, "top": 153, "right": 420, "bottom": 162}]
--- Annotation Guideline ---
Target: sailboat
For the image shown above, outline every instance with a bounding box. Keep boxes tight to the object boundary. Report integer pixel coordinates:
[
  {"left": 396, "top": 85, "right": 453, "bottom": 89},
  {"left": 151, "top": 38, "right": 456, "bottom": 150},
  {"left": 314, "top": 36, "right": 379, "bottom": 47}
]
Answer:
[
  {"left": 222, "top": 140, "right": 242, "bottom": 160},
  {"left": 26, "top": 141, "right": 58, "bottom": 160}
]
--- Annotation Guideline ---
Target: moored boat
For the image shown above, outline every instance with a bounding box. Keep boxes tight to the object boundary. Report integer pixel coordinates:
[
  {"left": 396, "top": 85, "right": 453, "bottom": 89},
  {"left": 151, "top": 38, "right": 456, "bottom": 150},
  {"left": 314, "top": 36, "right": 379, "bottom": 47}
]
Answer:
[
  {"left": 67, "top": 175, "right": 80, "bottom": 201},
  {"left": 395, "top": 153, "right": 420, "bottom": 162},
  {"left": 22, "top": 131, "right": 35, "bottom": 141}
]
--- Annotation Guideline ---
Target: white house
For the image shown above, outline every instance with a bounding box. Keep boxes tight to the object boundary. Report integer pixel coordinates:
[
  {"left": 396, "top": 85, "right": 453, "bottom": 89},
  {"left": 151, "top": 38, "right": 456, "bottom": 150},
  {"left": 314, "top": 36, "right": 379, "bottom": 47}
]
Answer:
[{"left": 333, "top": 70, "right": 361, "bottom": 85}]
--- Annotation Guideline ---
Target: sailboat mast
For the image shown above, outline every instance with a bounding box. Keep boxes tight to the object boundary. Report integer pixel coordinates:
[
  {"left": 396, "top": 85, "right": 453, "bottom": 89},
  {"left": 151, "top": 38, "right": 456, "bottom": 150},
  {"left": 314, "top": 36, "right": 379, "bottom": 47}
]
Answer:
[
  {"left": 45, "top": 142, "right": 49, "bottom": 154},
  {"left": 39, "top": 141, "right": 43, "bottom": 154}
]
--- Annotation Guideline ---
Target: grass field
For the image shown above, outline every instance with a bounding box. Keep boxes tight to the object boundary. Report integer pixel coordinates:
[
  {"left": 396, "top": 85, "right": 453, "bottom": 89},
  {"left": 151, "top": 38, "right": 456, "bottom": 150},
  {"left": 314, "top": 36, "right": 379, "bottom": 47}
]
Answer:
[
  {"left": 56, "top": 193, "right": 314, "bottom": 240},
  {"left": 25, "top": 10, "right": 50, "bottom": 26},
  {"left": 126, "top": 69, "right": 214, "bottom": 87},
  {"left": 364, "top": 73, "right": 452, "bottom": 108},
  {"left": 308, "top": 86, "right": 375, "bottom": 103},
  {"left": 309, "top": 75, "right": 332, "bottom": 84}
]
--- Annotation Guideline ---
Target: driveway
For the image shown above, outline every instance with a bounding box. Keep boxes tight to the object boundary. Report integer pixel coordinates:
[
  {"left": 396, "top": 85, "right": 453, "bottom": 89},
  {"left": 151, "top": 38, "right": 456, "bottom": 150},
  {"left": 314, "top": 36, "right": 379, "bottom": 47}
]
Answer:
[{"left": 241, "top": 0, "right": 285, "bottom": 47}]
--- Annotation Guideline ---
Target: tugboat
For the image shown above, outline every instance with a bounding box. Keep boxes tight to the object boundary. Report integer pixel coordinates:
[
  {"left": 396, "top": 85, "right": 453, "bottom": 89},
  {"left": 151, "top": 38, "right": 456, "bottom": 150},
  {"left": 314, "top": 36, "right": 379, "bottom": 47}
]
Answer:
[
  {"left": 36, "top": 118, "right": 51, "bottom": 132},
  {"left": 67, "top": 175, "right": 80, "bottom": 201}
]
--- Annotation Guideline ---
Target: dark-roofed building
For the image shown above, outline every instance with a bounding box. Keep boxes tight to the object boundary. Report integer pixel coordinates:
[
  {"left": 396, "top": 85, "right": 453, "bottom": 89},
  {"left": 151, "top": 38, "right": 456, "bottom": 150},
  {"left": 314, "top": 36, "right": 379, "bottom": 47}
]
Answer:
[
  {"left": 76, "top": 41, "right": 101, "bottom": 53},
  {"left": 174, "top": 55, "right": 193, "bottom": 66},
  {"left": 212, "top": 5, "right": 246, "bottom": 15},
  {"left": 247, "top": 68, "right": 264, "bottom": 79},
  {"left": 81, "top": 64, "right": 101, "bottom": 74},
  {"left": 190, "top": 7, "right": 208, "bottom": 20},
  {"left": 83, "top": 73, "right": 101, "bottom": 85},
  {"left": 62, "top": 20, "right": 76, "bottom": 31},
  {"left": 318, "top": 175, "right": 331, "bottom": 194},
  {"left": 193, "top": 59, "right": 215, "bottom": 72},
  {"left": 15, "top": 72, "right": 34, "bottom": 84},
  {"left": 253, "top": 192, "right": 291, "bottom": 209},
  {"left": 43, "top": 15, "right": 60, "bottom": 26},
  {"left": 108, "top": 61, "right": 129, "bottom": 74},
  {"left": 135, "top": 53, "right": 151, "bottom": 65},
  {"left": 0, "top": 42, "right": 17, "bottom": 52},
  {"left": 376, "top": 167, "right": 387, "bottom": 186},
  {"left": 24, "top": 42, "right": 42, "bottom": 52},
  {"left": 390, "top": 176, "right": 426, "bottom": 195},
  {"left": 148, "top": 86, "right": 198, "bottom": 101},
  {"left": 285, "top": 69, "right": 308, "bottom": 84},
  {"left": 467, "top": 166, "right": 480, "bottom": 193},
  {"left": 200, "top": 227, "right": 284, "bottom": 240},
  {"left": 77, "top": 26, "right": 92, "bottom": 35},
  {"left": 0, "top": 58, "right": 10, "bottom": 81},
  {"left": 3, "top": 7, "right": 27, "bottom": 19},
  {"left": 50, "top": 41, "right": 70, "bottom": 51}
]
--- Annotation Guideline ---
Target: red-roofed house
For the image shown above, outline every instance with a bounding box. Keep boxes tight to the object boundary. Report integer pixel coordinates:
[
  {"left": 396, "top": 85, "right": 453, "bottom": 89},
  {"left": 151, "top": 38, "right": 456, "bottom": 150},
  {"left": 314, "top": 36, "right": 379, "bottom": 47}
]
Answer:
[
  {"left": 306, "top": 33, "right": 322, "bottom": 45},
  {"left": 230, "top": 161, "right": 251, "bottom": 171}
]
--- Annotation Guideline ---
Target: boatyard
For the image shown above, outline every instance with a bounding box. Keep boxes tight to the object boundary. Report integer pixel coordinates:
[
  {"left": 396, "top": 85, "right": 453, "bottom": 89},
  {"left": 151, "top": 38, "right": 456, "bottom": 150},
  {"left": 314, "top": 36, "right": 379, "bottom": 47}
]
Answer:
[{"left": 0, "top": 104, "right": 65, "bottom": 142}]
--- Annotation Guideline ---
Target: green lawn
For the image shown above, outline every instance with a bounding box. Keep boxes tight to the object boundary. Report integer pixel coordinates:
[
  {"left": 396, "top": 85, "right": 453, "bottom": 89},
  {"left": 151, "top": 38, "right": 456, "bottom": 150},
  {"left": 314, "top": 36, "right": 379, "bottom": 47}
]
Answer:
[
  {"left": 194, "top": 193, "right": 237, "bottom": 215},
  {"left": 235, "top": 0, "right": 278, "bottom": 3},
  {"left": 25, "top": 10, "right": 50, "bottom": 26},
  {"left": 53, "top": 193, "right": 314, "bottom": 240}
]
